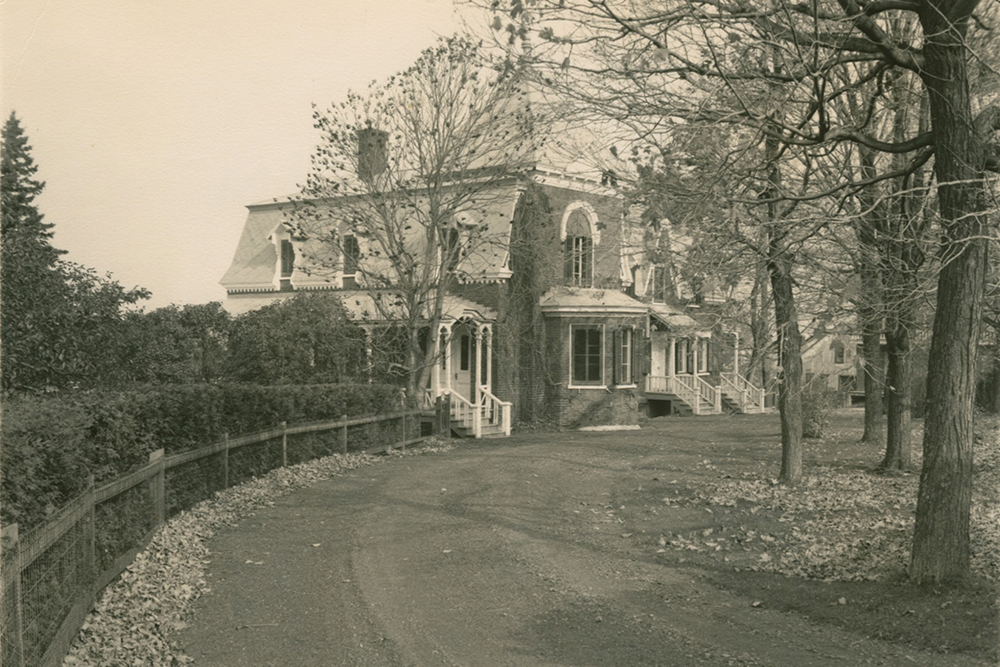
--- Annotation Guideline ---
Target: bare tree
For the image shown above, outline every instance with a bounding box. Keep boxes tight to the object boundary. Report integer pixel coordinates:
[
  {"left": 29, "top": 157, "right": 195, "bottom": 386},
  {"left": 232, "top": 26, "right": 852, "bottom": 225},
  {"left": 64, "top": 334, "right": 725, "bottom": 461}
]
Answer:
[
  {"left": 292, "top": 36, "right": 538, "bottom": 397},
  {"left": 485, "top": 0, "right": 1000, "bottom": 582}
]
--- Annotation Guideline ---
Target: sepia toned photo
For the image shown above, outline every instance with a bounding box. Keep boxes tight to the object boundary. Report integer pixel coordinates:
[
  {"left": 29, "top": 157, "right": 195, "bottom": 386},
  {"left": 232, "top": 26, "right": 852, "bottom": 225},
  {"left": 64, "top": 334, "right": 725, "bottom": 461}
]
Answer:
[{"left": 2, "top": 1, "right": 998, "bottom": 665}]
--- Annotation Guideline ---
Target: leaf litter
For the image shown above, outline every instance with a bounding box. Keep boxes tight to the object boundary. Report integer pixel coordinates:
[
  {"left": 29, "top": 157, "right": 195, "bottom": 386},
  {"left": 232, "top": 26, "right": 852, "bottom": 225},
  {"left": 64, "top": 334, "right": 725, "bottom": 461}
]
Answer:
[
  {"left": 63, "top": 438, "right": 455, "bottom": 666},
  {"left": 659, "top": 423, "right": 999, "bottom": 584}
]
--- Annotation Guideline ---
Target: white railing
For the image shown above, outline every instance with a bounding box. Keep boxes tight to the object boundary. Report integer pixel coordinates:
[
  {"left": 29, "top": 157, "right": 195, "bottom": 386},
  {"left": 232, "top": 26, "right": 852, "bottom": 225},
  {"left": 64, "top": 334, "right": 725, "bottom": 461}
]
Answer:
[
  {"left": 645, "top": 375, "right": 720, "bottom": 415},
  {"left": 480, "top": 387, "right": 512, "bottom": 436},
  {"left": 720, "top": 372, "right": 765, "bottom": 412},
  {"left": 448, "top": 391, "right": 482, "bottom": 438},
  {"left": 421, "top": 387, "right": 436, "bottom": 410}
]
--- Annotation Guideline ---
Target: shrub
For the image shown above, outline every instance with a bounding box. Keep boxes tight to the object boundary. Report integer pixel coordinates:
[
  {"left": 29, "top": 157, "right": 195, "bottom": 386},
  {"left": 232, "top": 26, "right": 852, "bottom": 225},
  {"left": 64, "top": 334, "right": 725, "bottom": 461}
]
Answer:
[
  {"left": 0, "top": 396, "right": 92, "bottom": 528},
  {"left": 801, "top": 383, "right": 839, "bottom": 439},
  {"left": 225, "top": 294, "right": 367, "bottom": 384},
  {"left": 1, "top": 383, "right": 405, "bottom": 530}
]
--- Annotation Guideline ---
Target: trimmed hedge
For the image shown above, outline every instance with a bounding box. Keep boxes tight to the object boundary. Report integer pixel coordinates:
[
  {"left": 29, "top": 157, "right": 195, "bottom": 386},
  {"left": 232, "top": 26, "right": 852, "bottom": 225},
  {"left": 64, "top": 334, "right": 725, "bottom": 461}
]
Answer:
[{"left": 1, "top": 383, "right": 405, "bottom": 530}]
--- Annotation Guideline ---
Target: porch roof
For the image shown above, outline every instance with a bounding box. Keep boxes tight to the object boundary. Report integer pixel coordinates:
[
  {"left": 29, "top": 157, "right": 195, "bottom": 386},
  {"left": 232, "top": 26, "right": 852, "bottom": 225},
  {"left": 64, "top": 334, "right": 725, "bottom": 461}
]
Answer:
[
  {"left": 648, "top": 303, "right": 704, "bottom": 332},
  {"left": 539, "top": 287, "right": 648, "bottom": 314},
  {"left": 339, "top": 290, "right": 496, "bottom": 324}
]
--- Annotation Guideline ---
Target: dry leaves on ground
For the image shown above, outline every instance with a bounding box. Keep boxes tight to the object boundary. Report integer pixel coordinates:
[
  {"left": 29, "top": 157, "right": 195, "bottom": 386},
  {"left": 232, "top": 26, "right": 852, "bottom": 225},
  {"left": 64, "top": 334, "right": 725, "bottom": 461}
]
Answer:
[
  {"left": 666, "top": 429, "right": 999, "bottom": 583},
  {"left": 63, "top": 438, "right": 454, "bottom": 667}
]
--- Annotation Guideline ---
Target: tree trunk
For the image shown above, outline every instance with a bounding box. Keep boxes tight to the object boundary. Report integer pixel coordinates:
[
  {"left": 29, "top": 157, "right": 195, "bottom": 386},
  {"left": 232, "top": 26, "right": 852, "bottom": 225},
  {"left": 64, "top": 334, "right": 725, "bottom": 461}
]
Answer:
[
  {"left": 910, "top": 10, "right": 987, "bottom": 583},
  {"left": 768, "top": 243, "right": 803, "bottom": 486},
  {"left": 853, "top": 146, "right": 887, "bottom": 445},
  {"left": 861, "top": 326, "right": 885, "bottom": 444},
  {"left": 881, "top": 320, "right": 912, "bottom": 470},
  {"left": 992, "top": 360, "right": 1000, "bottom": 414}
]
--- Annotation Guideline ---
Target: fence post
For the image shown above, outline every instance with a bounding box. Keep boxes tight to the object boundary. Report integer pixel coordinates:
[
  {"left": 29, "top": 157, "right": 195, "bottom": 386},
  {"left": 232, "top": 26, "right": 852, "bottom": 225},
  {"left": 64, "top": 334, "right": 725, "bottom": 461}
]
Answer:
[
  {"left": 341, "top": 415, "right": 348, "bottom": 455},
  {"left": 148, "top": 450, "right": 165, "bottom": 529},
  {"left": 84, "top": 475, "right": 97, "bottom": 593},
  {"left": 1, "top": 522, "right": 25, "bottom": 667},
  {"left": 222, "top": 435, "right": 230, "bottom": 490},
  {"left": 401, "top": 413, "right": 407, "bottom": 452},
  {"left": 281, "top": 421, "right": 288, "bottom": 468}
]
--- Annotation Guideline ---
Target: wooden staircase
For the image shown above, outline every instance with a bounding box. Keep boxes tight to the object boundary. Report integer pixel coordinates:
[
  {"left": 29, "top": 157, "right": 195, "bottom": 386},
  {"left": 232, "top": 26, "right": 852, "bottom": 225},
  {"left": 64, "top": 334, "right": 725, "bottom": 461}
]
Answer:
[
  {"left": 445, "top": 388, "right": 512, "bottom": 438},
  {"left": 645, "top": 374, "right": 721, "bottom": 415},
  {"left": 718, "top": 373, "right": 766, "bottom": 414}
]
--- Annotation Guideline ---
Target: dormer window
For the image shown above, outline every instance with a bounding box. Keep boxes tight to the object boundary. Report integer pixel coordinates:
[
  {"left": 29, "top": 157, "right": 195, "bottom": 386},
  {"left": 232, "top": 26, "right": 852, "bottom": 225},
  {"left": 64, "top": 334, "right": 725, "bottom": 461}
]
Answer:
[
  {"left": 342, "top": 234, "right": 361, "bottom": 289},
  {"left": 652, "top": 265, "right": 669, "bottom": 303},
  {"left": 442, "top": 227, "right": 462, "bottom": 275},
  {"left": 280, "top": 240, "right": 295, "bottom": 278},
  {"left": 343, "top": 235, "right": 360, "bottom": 275}
]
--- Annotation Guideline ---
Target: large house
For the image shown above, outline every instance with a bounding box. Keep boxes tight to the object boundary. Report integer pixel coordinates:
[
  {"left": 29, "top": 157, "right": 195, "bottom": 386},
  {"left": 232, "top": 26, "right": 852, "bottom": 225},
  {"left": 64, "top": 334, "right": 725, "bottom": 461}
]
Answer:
[{"left": 221, "top": 160, "right": 765, "bottom": 436}]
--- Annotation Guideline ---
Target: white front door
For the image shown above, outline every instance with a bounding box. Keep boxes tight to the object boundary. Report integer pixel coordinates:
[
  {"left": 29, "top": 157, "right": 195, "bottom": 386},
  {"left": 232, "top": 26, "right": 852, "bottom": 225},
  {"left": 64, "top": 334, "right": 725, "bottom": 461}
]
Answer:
[{"left": 651, "top": 338, "right": 666, "bottom": 376}]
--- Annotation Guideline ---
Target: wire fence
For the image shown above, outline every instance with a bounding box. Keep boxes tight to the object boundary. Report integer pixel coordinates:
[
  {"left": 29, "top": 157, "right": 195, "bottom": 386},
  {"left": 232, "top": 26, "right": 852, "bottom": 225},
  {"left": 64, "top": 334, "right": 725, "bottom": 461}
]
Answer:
[{"left": 0, "top": 407, "right": 432, "bottom": 667}]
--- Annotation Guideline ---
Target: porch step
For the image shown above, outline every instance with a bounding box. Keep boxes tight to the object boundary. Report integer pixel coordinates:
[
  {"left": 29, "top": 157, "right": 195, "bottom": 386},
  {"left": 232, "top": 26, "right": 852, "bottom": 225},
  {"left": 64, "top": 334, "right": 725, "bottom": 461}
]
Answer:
[{"left": 450, "top": 421, "right": 506, "bottom": 438}]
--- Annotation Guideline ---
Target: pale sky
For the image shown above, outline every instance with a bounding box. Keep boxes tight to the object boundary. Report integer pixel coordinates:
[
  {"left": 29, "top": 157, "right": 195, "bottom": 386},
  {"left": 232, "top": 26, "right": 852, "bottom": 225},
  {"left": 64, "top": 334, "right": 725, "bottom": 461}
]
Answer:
[{"left": 1, "top": 0, "right": 478, "bottom": 308}]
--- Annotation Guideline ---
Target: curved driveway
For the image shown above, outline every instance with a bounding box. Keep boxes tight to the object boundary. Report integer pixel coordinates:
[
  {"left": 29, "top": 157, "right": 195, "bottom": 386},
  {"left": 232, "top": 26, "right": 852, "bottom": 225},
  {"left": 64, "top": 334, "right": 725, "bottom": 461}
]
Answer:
[{"left": 178, "top": 426, "right": 983, "bottom": 666}]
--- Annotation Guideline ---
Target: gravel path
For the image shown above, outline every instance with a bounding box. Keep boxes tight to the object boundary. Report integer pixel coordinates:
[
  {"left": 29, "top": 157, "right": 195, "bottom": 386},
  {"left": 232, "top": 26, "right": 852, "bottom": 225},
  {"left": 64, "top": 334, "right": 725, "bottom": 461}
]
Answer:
[{"left": 175, "top": 429, "right": 988, "bottom": 666}]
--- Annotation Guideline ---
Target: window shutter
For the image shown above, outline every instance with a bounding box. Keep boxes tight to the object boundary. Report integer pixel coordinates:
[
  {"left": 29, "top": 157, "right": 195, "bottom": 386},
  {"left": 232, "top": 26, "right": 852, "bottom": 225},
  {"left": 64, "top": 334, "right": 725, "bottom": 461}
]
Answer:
[
  {"left": 612, "top": 329, "right": 620, "bottom": 384},
  {"left": 631, "top": 329, "right": 638, "bottom": 383},
  {"left": 583, "top": 237, "right": 593, "bottom": 286},
  {"left": 564, "top": 239, "right": 574, "bottom": 282}
]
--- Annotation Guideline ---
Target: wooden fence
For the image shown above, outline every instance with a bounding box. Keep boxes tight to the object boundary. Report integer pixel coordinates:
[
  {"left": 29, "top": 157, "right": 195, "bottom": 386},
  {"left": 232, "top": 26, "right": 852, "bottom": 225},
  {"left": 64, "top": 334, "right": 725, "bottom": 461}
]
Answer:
[{"left": 0, "top": 408, "right": 431, "bottom": 667}]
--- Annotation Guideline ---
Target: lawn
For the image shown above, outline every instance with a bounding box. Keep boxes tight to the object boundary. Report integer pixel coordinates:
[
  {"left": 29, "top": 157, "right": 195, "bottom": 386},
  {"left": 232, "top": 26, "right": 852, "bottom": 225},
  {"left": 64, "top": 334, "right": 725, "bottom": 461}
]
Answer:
[{"left": 613, "top": 408, "right": 999, "bottom": 661}]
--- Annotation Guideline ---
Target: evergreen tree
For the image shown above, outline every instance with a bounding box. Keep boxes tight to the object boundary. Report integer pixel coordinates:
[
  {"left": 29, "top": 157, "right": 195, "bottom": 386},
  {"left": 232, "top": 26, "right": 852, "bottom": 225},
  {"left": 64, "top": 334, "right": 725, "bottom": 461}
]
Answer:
[
  {"left": 1, "top": 112, "right": 69, "bottom": 392},
  {"left": 1, "top": 112, "right": 149, "bottom": 393}
]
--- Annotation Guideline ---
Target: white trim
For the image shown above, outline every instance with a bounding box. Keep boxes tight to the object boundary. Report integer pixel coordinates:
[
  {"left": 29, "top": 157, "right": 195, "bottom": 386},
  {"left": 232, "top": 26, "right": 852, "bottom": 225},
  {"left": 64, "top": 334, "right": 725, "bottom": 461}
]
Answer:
[
  {"left": 530, "top": 169, "right": 622, "bottom": 199},
  {"left": 542, "top": 305, "right": 648, "bottom": 315},
  {"left": 559, "top": 201, "right": 601, "bottom": 245}
]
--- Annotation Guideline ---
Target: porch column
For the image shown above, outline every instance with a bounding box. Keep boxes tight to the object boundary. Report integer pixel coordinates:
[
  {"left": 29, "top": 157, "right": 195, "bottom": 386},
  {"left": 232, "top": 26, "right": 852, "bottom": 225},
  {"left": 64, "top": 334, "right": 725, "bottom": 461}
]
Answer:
[
  {"left": 432, "top": 328, "right": 442, "bottom": 397},
  {"left": 692, "top": 336, "right": 700, "bottom": 376},
  {"left": 485, "top": 326, "right": 493, "bottom": 393},
  {"left": 474, "top": 326, "right": 483, "bottom": 405},
  {"left": 733, "top": 330, "right": 740, "bottom": 377},
  {"left": 668, "top": 338, "right": 676, "bottom": 378}
]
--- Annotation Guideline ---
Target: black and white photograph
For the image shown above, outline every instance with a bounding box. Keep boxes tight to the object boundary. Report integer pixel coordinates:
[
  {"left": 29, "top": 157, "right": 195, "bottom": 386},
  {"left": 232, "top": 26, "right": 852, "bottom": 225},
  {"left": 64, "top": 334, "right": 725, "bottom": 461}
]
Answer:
[{"left": 2, "top": 0, "right": 998, "bottom": 664}]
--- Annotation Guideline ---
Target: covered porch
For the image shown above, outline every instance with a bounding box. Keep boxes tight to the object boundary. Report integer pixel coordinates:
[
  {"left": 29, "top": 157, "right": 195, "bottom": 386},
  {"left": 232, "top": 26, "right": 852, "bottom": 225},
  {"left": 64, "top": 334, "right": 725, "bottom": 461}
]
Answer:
[
  {"left": 645, "top": 305, "right": 765, "bottom": 415},
  {"left": 427, "top": 314, "right": 511, "bottom": 438}
]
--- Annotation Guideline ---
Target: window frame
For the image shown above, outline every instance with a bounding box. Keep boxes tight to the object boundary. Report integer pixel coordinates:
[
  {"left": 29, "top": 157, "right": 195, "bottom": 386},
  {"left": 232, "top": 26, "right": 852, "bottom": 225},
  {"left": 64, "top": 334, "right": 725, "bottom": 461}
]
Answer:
[
  {"left": 342, "top": 235, "right": 360, "bottom": 276},
  {"left": 442, "top": 227, "right": 462, "bottom": 275},
  {"left": 570, "top": 324, "right": 604, "bottom": 388},
  {"left": 833, "top": 344, "right": 845, "bottom": 364},
  {"left": 565, "top": 235, "right": 593, "bottom": 287},
  {"left": 652, "top": 265, "right": 669, "bottom": 303},
  {"left": 280, "top": 239, "right": 295, "bottom": 278},
  {"left": 614, "top": 327, "right": 636, "bottom": 387}
]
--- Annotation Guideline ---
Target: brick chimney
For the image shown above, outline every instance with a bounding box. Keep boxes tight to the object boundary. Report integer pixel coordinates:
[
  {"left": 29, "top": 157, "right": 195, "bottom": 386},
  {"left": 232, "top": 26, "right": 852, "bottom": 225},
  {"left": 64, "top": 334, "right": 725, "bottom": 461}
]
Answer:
[{"left": 357, "top": 128, "right": 388, "bottom": 180}]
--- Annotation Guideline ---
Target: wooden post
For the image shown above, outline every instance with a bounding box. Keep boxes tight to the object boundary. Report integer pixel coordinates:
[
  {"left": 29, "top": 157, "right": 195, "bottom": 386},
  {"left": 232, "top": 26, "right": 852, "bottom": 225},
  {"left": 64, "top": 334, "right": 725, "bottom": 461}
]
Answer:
[
  {"left": 85, "top": 475, "right": 97, "bottom": 591},
  {"left": 221, "top": 435, "right": 230, "bottom": 490},
  {"left": 148, "top": 450, "right": 165, "bottom": 528},
  {"left": 2, "top": 523, "right": 25, "bottom": 666},
  {"left": 440, "top": 393, "right": 451, "bottom": 436},
  {"left": 341, "top": 415, "right": 348, "bottom": 455},
  {"left": 281, "top": 421, "right": 288, "bottom": 468},
  {"left": 401, "top": 413, "right": 407, "bottom": 452}
]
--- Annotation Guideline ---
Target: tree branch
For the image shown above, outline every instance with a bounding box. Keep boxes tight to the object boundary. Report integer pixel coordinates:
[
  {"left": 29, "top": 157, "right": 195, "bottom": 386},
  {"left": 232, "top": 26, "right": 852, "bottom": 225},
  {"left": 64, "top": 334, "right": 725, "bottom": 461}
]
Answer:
[{"left": 835, "top": 0, "right": 925, "bottom": 71}]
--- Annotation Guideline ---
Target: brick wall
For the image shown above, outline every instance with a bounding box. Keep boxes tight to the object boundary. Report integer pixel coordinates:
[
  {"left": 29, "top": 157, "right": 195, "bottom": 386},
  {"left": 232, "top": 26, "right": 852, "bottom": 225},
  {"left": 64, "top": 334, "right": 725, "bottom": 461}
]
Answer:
[
  {"left": 450, "top": 180, "right": 641, "bottom": 428},
  {"left": 544, "top": 314, "right": 646, "bottom": 427}
]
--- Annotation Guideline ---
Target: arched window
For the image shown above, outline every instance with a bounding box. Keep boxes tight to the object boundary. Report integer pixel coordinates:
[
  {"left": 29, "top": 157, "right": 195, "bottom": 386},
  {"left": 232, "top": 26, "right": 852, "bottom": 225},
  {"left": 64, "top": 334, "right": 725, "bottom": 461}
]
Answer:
[{"left": 564, "top": 209, "right": 593, "bottom": 287}]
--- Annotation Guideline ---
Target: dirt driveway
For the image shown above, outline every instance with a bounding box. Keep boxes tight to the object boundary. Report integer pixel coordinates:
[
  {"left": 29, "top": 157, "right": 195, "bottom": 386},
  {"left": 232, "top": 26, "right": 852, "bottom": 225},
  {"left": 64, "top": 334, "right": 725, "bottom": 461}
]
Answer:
[{"left": 177, "top": 415, "right": 989, "bottom": 666}]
